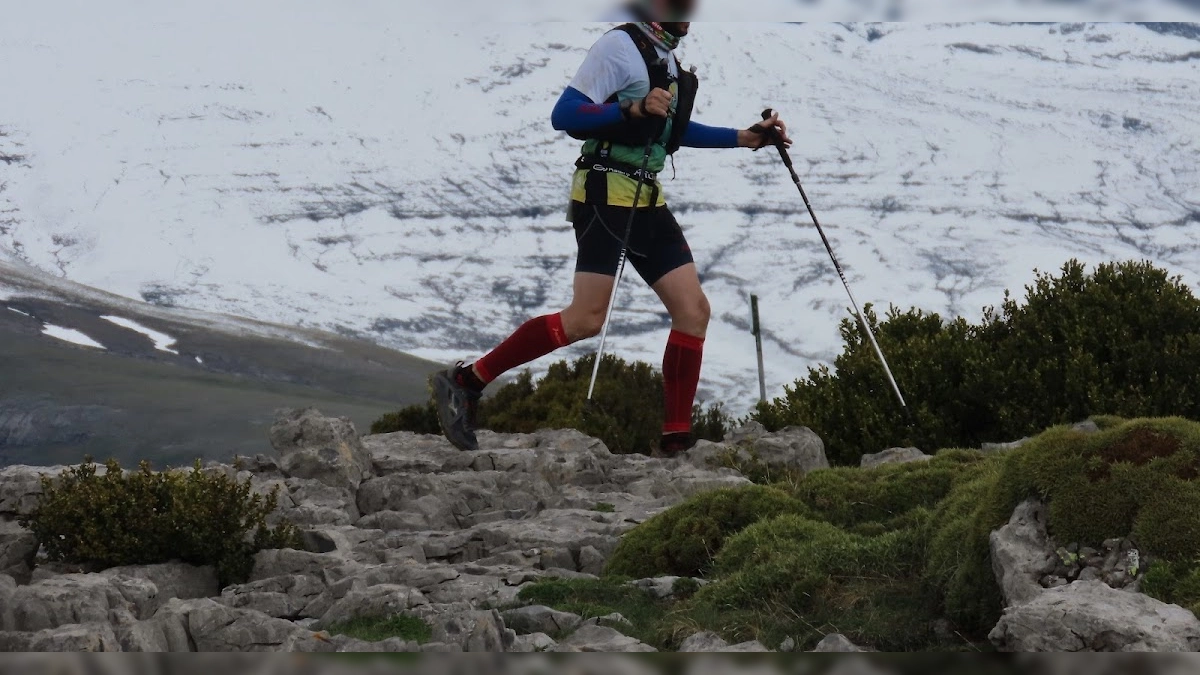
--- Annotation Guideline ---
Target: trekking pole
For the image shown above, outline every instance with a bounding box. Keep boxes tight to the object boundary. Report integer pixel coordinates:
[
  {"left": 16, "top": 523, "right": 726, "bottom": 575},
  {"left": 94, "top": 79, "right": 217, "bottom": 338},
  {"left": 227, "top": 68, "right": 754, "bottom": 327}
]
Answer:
[
  {"left": 759, "top": 109, "right": 908, "bottom": 412},
  {"left": 586, "top": 125, "right": 662, "bottom": 402}
]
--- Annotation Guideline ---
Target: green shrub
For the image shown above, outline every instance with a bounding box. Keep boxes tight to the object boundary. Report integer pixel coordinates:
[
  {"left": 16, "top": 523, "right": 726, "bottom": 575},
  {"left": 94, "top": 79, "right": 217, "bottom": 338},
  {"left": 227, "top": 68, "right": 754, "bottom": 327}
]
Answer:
[
  {"left": 684, "top": 512, "right": 934, "bottom": 650},
  {"left": 322, "top": 614, "right": 432, "bottom": 644},
  {"left": 605, "top": 485, "right": 806, "bottom": 578},
  {"left": 754, "top": 260, "right": 1200, "bottom": 465},
  {"left": 20, "top": 458, "right": 299, "bottom": 585},
  {"left": 927, "top": 417, "right": 1200, "bottom": 634},
  {"left": 370, "top": 402, "right": 439, "bottom": 435},
  {"left": 371, "top": 354, "right": 731, "bottom": 454},
  {"left": 791, "top": 449, "right": 990, "bottom": 529}
]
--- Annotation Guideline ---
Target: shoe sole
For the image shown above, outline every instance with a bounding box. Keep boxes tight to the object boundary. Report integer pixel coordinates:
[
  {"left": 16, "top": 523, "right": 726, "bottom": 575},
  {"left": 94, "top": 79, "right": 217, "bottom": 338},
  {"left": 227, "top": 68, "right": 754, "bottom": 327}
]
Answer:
[{"left": 430, "top": 371, "right": 479, "bottom": 452}]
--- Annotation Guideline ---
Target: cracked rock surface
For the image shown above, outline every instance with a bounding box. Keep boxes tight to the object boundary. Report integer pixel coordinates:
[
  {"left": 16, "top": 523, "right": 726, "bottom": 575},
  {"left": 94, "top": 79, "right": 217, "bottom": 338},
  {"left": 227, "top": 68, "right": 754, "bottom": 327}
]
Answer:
[{"left": 0, "top": 409, "right": 759, "bottom": 652}]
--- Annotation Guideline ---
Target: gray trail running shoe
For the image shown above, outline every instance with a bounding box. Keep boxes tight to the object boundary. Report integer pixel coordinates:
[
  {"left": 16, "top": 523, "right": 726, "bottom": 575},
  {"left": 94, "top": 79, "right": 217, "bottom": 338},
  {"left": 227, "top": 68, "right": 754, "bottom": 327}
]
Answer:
[{"left": 431, "top": 363, "right": 482, "bottom": 451}]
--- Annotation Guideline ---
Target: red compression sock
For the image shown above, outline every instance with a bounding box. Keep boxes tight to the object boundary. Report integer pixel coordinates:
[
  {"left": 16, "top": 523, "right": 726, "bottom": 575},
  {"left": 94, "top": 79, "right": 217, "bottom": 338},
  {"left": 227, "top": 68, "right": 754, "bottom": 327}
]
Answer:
[
  {"left": 662, "top": 330, "right": 704, "bottom": 434},
  {"left": 473, "top": 313, "right": 569, "bottom": 384}
]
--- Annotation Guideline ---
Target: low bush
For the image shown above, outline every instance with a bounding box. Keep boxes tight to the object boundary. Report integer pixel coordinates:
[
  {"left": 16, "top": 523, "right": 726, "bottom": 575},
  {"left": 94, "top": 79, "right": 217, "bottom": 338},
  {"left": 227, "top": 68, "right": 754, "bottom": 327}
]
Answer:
[
  {"left": 588, "top": 416, "right": 1200, "bottom": 650},
  {"left": 928, "top": 417, "right": 1200, "bottom": 633},
  {"left": 604, "top": 485, "right": 807, "bottom": 578},
  {"left": 20, "top": 458, "right": 299, "bottom": 585},
  {"left": 372, "top": 354, "right": 733, "bottom": 454},
  {"left": 754, "top": 260, "right": 1200, "bottom": 465},
  {"left": 688, "top": 512, "right": 933, "bottom": 650}
]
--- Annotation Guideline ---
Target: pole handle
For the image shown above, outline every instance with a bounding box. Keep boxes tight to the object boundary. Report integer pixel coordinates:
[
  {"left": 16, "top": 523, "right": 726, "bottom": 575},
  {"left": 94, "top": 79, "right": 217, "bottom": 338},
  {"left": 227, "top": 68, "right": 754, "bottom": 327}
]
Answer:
[{"left": 760, "top": 108, "right": 794, "bottom": 169}]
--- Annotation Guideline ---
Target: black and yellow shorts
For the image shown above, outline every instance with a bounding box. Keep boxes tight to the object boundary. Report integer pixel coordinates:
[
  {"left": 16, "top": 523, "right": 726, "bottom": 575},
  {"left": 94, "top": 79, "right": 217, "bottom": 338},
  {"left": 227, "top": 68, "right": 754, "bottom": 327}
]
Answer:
[{"left": 569, "top": 201, "right": 695, "bottom": 287}]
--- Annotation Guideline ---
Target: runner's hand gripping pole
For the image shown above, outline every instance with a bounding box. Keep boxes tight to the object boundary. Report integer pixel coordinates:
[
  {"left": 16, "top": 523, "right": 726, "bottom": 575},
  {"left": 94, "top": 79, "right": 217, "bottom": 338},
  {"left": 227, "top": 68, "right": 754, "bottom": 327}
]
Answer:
[
  {"left": 585, "top": 120, "right": 665, "bottom": 403},
  {"left": 759, "top": 109, "right": 909, "bottom": 413}
]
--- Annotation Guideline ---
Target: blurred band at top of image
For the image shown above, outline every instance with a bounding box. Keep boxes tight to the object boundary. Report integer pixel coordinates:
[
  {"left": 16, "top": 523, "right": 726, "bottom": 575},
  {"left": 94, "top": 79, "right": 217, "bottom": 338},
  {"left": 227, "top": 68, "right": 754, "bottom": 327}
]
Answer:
[{"left": 400, "top": 0, "right": 1200, "bottom": 20}]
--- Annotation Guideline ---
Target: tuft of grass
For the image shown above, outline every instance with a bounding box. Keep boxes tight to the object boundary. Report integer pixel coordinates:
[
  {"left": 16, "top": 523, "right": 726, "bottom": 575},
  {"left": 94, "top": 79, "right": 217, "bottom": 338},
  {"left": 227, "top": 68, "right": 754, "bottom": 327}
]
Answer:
[
  {"left": 592, "top": 503, "right": 616, "bottom": 513},
  {"left": 322, "top": 614, "right": 432, "bottom": 645},
  {"left": 517, "top": 577, "right": 667, "bottom": 646}
]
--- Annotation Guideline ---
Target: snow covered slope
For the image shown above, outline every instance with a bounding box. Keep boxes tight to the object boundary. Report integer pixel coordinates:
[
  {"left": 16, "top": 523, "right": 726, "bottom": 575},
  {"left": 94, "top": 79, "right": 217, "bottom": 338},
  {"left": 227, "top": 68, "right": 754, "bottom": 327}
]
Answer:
[{"left": 2, "top": 9, "right": 1198, "bottom": 413}]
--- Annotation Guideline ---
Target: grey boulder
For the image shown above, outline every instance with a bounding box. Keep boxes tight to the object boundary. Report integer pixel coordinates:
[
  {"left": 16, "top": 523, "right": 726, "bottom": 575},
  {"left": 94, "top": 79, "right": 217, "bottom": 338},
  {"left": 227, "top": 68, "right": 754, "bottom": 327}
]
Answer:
[
  {"left": 812, "top": 633, "right": 870, "bottom": 652},
  {"left": 553, "top": 625, "right": 656, "bottom": 652},
  {"left": 511, "top": 632, "right": 557, "bottom": 652},
  {"left": 101, "top": 561, "right": 219, "bottom": 608},
  {"left": 270, "top": 408, "right": 373, "bottom": 491},
  {"left": 0, "top": 573, "right": 158, "bottom": 631},
  {"left": 316, "top": 584, "right": 428, "bottom": 628},
  {"left": 989, "top": 580, "right": 1200, "bottom": 651},
  {"left": 990, "top": 498, "right": 1058, "bottom": 606},
  {"left": 860, "top": 447, "right": 931, "bottom": 469},
  {"left": 0, "top": 519, "right": 37, "bottom": 582},
  {"left": 139, "top": 598, "right": 335, "bottom": 652},
  {"left": 501, "top": 605, "right": 582, "bottom": 635},
  {"left": 0, "top": 622, "right": 121, "bottom": 652}
]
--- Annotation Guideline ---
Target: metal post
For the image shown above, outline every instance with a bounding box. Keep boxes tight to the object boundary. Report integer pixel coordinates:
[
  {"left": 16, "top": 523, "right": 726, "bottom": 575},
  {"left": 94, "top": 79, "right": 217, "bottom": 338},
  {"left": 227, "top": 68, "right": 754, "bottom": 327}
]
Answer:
[{"left": 751, "top": 294, "right": 767, "bottom": 404}]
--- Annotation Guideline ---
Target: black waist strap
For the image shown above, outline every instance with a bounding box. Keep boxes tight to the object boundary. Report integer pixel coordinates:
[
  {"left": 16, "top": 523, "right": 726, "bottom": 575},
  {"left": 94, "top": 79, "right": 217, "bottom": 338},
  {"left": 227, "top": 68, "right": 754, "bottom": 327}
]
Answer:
[{"left": 576, "top": 156, "right": 658, "bottom": 183}]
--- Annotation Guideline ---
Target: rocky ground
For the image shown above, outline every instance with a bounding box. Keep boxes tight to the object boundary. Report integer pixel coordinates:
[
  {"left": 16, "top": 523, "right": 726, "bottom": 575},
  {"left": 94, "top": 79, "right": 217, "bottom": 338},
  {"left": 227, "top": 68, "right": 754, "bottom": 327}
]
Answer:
[{"left": 1, "top": 409, "right": 1198, "bottom": 652}]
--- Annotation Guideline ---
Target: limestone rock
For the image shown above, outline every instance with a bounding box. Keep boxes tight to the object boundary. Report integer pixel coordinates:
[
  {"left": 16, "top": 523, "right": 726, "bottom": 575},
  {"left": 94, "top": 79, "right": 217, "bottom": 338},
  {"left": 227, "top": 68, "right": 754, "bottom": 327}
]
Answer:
[
  {"left": 727, "top": 421, "right": 769, "bottom": 444},
  {"left": 423, "top": 609, "right": 510, "bottom": 652},
  {"left": 331, "top": 635, "right": 419, "bottom": 652},
  {"left": 748, "top": 426, "right": 829, "bottom": 473},
  {"left": 0, "top": 573, "right": 158, "bottom": 631},
  {"left": 578, "top": 545, "right": 605, "bottom": 576},
  {"left": 142, "top": 597, "right": 335, "bottom": 652},
  {"left": 270, "top": 408, "right": 373, "bottom": 491},
  {"left": 101, "top": 561, "right": 218, "bottom": 607},
  {"left": 0, "top": 622, "right": 120, "bottom": 652},
  {"left": 812, "top": 633, "right": 869, "bottom": 652},
  {"left": 685, "top": 426, "right": 827, "bottom": 476},
  {"left": 990, "top": 498, "right": 1058, "bottom": 606},
  {"left": 281, "top": 478, "right": 360, "bottom": 526},
  {"left": 0, "top": 519, "right": 37, "bottom": 582},
  {"left": 679, "top": 630, "right": 729, "bottom": 652},
  {"left": 982, "top": 437, "right": 1032, "bottom": 453},
  {"left": 511, "top": 632, "right": 557, "bottom": 652},
  {"left": 501, "top": 605, "right": 582, "bottom": 635},
  {"left": 860, "top": 447, "right": 931, "bottom": 469},
  {"left": 250, "top": 548, "right": 360, "bottom": 585},
  {"left": 0, "top": 465, "right": 64, "bottom": 517},
  {"left": 316, "top": 584, "right": 428, "bottom": 628},
  {"left": 989, "top": 580, "right": 1200, "bottom": 651},
  {"left": 553, "top": 625, "right": 656, "bottom": 652},
  {"left": 218, "top": 574, "right": 327, "bottom": 619}
]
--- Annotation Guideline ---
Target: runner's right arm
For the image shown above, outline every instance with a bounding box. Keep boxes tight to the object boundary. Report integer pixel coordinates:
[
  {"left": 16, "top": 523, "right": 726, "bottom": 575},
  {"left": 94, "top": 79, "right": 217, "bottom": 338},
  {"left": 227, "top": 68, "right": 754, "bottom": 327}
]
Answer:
[
  {"left": 551, "top": 87, "right": 625, "bottom": 133},
  {"left": 551, "top": 31, "right": 641, "bottom": 135}
]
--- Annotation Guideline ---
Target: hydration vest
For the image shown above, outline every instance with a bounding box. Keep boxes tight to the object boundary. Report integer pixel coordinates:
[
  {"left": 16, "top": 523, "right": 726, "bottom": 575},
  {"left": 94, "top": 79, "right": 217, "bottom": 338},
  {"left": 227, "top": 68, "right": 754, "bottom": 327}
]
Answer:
[{"left": 569, "top": 23, "right": 698, "bottom": 157}]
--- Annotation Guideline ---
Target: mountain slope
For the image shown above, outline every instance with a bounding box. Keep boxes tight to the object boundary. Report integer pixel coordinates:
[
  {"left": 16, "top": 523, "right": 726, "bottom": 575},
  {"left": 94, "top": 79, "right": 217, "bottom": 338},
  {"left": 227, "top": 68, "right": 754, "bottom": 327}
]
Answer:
[
  {"left": 2, "top": 14, "right": 1198, "bottom": 412},
  {"left": 0, "top": 255, "right": 440, "bottom": 467}
]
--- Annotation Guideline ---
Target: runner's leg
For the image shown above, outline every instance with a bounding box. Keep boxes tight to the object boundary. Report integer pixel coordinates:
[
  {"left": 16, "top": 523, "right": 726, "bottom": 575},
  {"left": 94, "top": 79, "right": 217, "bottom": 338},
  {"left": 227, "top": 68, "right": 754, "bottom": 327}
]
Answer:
[
  {"left": 627, "top": 206, "right": 707, "bottom": 449},
  {"left": 652, "top": 263, "right": 709, "bottom": 438}
]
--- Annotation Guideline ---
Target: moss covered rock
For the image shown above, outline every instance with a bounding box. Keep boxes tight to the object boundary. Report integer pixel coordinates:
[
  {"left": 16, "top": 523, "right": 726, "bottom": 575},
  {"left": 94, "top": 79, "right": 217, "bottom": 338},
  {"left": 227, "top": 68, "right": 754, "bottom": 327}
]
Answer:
[
  {"left": 595, "top": 416, "right": 1200, "bottom": 651},
  {"left": 604, "top": 485, "right": 806, "bottom": 578}
]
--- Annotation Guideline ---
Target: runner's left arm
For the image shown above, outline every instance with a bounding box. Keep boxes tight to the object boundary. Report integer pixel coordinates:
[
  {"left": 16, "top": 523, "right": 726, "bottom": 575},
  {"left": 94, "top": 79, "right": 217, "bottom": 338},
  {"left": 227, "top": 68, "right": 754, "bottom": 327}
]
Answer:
[{"left": 679, "top": 120, "right": 739, "bottom": 148}]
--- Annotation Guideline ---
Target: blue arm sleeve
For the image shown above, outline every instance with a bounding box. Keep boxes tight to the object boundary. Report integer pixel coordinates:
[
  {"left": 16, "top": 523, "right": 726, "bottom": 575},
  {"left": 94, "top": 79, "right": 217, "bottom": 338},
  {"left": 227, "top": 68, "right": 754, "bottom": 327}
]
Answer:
[
  {"left": 552, "top": 86, "right": 624, "bottom": 133},
  {"left": 680, "top": 120, "right": 740, "bottom": 149}
]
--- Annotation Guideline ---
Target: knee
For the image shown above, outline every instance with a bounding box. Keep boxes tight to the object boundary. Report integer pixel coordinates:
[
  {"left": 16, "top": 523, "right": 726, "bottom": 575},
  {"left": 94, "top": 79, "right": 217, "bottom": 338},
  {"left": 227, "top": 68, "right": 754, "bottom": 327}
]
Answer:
[
  {"left": 578, "top": 311, "right": 606, "bottom": 339},
  {"left": 686, "top": 293, "right": 712, "bottom": 328},
  {"left": 672, "top": 293, "right": 710, "bottom": 336},
  {"left": 563, "top": 307, "right": 607, "bottom": 341}
]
